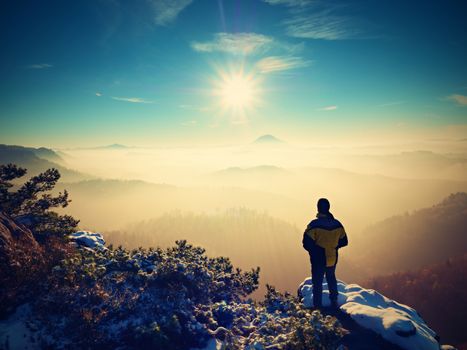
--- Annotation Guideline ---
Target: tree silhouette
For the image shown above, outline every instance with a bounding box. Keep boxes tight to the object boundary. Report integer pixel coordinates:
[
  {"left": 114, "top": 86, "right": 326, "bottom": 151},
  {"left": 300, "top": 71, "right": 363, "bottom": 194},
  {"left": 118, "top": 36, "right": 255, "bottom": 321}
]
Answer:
[{"left": 0, "top": 163, "right": 78, "bottom": 237}]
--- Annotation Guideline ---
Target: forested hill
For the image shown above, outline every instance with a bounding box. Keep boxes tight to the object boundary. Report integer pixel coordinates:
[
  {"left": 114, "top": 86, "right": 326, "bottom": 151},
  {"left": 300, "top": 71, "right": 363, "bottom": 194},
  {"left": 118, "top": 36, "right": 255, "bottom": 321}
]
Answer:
[
  {"left": 365, "top": 254, "right": 467, "bottom": 348},
  {"left": 0, "top": 144, "right": 89, "bottom": 182},
  {"left": 105, "top": 209, "right": 305, "bottom": 298},
  {"left": 352, "top": 192, "right": 467, "bottom": 275}
]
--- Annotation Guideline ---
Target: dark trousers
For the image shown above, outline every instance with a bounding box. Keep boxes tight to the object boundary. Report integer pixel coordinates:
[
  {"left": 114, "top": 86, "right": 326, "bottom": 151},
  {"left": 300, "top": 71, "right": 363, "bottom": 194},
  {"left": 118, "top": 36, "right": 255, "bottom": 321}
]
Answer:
[{"left": 311, "top": 263, "right": 338, "bottom": 307}]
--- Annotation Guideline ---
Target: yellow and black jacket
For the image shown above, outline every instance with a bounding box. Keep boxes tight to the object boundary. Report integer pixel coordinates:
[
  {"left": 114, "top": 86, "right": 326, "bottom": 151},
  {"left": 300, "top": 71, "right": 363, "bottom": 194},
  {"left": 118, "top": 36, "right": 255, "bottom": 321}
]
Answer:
[{"left": 302, "top": 213, "right": 348, "bottom": 267}]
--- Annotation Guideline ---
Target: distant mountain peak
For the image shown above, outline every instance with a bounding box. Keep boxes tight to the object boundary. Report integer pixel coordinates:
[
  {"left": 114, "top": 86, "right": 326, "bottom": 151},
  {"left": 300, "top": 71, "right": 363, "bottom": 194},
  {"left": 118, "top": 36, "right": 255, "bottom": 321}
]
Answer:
[{"left": 253, "top": 134, "right": 284, "bottom": 144}]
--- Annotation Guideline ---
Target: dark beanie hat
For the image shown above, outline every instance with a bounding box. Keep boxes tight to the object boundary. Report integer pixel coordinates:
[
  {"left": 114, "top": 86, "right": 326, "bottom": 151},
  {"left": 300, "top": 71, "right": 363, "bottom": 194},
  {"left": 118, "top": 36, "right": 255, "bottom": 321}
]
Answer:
[{"left": 317, "top": 198, "right": 330, "bottom": 214}]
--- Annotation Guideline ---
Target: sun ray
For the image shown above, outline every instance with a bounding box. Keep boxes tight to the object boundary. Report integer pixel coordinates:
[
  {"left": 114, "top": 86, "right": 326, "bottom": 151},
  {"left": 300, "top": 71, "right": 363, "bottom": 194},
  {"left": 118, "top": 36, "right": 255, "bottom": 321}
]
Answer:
[{"left": 211, "top": 66, "right": 262, "bottom": 117}]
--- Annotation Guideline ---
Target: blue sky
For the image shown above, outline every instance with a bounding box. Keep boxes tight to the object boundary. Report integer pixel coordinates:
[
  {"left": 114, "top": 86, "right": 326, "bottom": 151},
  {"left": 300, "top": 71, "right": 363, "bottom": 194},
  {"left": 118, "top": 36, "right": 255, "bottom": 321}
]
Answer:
[{"left": 0, "top": 0, "right": 466, "bottom": 147}]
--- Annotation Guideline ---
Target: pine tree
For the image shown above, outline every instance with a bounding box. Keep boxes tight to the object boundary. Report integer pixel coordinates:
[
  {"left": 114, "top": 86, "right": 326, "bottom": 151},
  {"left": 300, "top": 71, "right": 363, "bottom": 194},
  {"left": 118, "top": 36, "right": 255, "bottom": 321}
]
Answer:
[{"left": 0, "top": 163, "right": 79, "bottom": 237}]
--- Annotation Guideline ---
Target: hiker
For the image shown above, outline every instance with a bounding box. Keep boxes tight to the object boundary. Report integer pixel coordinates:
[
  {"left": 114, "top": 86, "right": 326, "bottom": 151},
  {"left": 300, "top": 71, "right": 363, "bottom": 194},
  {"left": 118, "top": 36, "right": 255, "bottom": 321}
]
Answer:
[{"left": 302, "top": 198, "right": 348, "bottom": 308}]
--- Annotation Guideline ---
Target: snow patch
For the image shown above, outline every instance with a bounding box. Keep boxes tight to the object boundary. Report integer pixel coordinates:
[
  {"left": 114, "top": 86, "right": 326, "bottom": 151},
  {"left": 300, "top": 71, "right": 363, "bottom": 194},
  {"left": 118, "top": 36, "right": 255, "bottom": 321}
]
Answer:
[
  {"left": 299, "top": 279, "right": 441, "bottom": 350},
  {"left": 0, "top": 304, "right": 39, "bottom": 350},
  {"left": 69, "top": 231, "right": 106, "bottom": 249}
]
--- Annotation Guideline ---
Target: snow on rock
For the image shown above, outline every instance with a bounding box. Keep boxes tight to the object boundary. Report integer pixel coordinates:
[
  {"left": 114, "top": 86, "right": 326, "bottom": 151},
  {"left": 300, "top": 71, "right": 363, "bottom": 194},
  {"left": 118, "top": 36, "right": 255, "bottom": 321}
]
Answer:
[
  {"left": 299, "top": 278, "right": 440, "bottom": 350},
  {"left": 69, "top": 231, "right": 106, "bottom": 250},
  {"left": 0, "top": 304, "right": 39, "bottom": 350}
]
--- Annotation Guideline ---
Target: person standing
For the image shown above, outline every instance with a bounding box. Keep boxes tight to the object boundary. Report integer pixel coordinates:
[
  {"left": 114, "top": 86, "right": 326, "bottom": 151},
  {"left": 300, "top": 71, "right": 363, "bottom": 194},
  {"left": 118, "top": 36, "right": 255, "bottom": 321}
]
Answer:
[{"left": 302, "top": 198, "right": 348, "bottom": 308}]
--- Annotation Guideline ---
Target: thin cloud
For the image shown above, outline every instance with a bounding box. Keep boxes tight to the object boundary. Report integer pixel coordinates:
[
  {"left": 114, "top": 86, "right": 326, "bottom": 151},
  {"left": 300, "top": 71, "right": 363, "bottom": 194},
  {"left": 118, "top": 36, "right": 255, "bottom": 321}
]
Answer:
[
  {"left": 447, "top": 94, "right": 467, "bottom": 106},
  {"left": 191, "top": 33, "right": 274, "bottom": 55},
  {"left": 263, "top": 0, "right": 312, "bottom": 7},
  {"left": 255, "top": 56, "right": 310, "bottom": 73},
  {"left": 264, "top": 1, "right": 363, "bottom": 40},
  {"left": 26, "top": 63, "right": 53, "bottom": 69},
  {"left": 112, "top": 97, "right": 154, "bottom": 104},
  {"left": 318, "top": 105, "right": 338, "bottom": 111},
  {"left": 96, "top": 92, "right": 103, "bottom": 97},
  {"left": 284, "top": 12, "right": 360, "bottom": 40},
  {"left": 148, "top": 0, "right": 193, "bottom": 26},
  {"left": 179, "top": 104, "right": 210, "bottom": 112}
]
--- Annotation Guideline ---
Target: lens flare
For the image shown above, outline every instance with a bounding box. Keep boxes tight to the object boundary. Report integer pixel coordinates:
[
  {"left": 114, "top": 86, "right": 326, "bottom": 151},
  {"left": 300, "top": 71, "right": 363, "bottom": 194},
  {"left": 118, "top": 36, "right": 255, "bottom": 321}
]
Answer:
[
  {"left": 212, "top": 67, "right": 262, "bottom": 116},
  {"left": 220, "top": 73, "right": 255, "bottom": 109}
]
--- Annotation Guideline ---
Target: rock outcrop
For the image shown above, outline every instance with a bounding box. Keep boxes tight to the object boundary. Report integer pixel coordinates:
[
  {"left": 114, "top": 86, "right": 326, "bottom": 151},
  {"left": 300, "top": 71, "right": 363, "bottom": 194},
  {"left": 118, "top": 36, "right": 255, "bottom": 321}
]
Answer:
[
  {"left": 69, "top": 230, "right": 106, "bottom": 250},
  {"left": 298, "top": 278, "right": 455, "bottom": 350},
  {"left": 0, "top": 212, "right": 45, "bottom": 315}
]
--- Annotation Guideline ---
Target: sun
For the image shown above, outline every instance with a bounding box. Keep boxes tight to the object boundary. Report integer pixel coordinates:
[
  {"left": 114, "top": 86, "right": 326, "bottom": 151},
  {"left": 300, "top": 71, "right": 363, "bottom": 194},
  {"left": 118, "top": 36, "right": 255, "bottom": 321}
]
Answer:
[
  {"left": 213, "top": 68, "right": 261, "bottom": 113},
  {"left": 220, "top": 74, "right": 255, "bottom": 109}
]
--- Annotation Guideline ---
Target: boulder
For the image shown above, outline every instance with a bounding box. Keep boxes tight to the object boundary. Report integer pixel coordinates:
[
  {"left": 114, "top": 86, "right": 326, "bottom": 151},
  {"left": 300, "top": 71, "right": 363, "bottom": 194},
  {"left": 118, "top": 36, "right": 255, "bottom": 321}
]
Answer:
[{"left": 69, "top": 231, "right": 106, "bottom": 250}]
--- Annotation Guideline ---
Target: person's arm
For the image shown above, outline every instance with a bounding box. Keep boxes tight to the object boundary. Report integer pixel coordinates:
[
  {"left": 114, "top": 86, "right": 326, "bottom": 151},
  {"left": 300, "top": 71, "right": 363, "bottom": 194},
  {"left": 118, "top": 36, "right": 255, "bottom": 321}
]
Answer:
[
  {"left": 302, "top": 225, "right": 316, "bottom": 252},
  {"left": 337, "top": 228, "right": 348, "bottom": 249}
]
